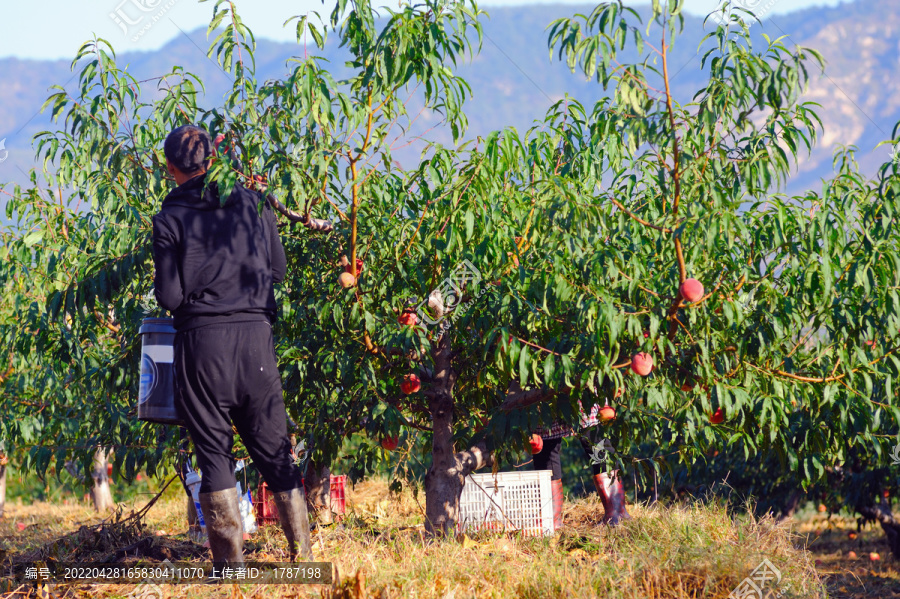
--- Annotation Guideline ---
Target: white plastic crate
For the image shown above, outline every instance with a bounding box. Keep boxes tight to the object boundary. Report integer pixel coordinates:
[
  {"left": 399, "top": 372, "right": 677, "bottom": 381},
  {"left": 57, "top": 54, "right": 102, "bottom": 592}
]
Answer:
[{"left": 457, "top": 470, "right": 555, "bottom": 537}]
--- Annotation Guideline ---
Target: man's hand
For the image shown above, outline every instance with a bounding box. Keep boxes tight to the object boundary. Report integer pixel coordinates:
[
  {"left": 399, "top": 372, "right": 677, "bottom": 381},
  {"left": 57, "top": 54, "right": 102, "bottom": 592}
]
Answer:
[
  {"left": 248, "top": 174, "right": 268, "bottom": 192},
  {"left": 212, "top": 134, "right": 230, "bottom": 158}
]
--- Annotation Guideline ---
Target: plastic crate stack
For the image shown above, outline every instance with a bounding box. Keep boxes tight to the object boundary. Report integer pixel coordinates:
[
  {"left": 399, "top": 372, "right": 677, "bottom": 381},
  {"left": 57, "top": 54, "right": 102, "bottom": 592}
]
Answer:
[{"left": 255, "top": 475, "right": 347, "bottom": 526}]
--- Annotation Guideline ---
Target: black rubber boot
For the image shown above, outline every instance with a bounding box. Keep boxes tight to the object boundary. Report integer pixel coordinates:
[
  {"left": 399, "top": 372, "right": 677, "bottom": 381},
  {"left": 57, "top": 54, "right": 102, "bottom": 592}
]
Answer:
[
  {"left": 274, "top": 487, "right": 314, "bottom": 561},
  {"left": 199, "top": 487, "right": 244, "bottom": 567}
]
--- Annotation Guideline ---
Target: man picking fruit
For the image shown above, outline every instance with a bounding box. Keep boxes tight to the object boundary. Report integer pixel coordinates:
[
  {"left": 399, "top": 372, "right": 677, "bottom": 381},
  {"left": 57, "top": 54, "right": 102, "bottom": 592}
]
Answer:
[
  {"left": 152, "top": 125, "right": 312, "bottom": 566},
  {"left": 531, "top": 397, "right": 631, "bottom": 527}
]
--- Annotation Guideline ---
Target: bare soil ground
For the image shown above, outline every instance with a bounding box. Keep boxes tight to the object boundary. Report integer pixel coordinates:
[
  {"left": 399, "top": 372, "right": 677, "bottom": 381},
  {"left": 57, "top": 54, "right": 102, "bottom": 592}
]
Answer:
[{"left": 793, "top": 512, "right": 900, "bottom": 599}]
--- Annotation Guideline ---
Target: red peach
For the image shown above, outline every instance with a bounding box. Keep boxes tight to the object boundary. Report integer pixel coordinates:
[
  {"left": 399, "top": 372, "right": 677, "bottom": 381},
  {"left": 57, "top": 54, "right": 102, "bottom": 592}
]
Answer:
[
  {"left": 631, "top": 353, "right": 654, "bottom": 376},
  {"left": 398, "top": 310, "right": 418, "bottom": 326},
  {"left": 529, "top": 434, "right": 543, "bottom": 454},
  {"left": 400, "top": 374, "right": 421, "bottom": 395},
  {"left": 338, "top": 272, "right": 356, "bottom": 288},
  {"left": 679, "top": 278, "right": 704, "bottom": 303},
  {"left": 599, "top": 406, "right": 616, "bottom": 423}
]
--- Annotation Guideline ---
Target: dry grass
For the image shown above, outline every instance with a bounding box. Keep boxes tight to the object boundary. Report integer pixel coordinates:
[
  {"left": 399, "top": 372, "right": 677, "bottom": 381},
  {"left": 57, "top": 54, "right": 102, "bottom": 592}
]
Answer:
[{"left": 0, "top": 478, "right": 832, "bottom": 598}]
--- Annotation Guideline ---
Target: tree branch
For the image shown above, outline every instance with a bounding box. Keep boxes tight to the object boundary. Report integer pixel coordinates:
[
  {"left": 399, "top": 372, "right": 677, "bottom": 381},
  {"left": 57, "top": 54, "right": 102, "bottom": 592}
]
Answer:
[
  {"left": 0, "top": 355, "right": 13, "bottom": 384},
  {"left": 456, "top": 440, "right": 492, "bottom": 478},
  {"left": 499, "top": 387, "right": 559, "bottom": 412},
  {"left": 265, "top": 193, "right": 334, "bottom": 231},
  {"left": 661, "top": 32, "right": 686, "bottom": 283},
  {"left": 92, "top": 310, "right": 121, "bottom": 334},
  {"left": 608, "top": 196, "right": 672, "bottom": 233}
]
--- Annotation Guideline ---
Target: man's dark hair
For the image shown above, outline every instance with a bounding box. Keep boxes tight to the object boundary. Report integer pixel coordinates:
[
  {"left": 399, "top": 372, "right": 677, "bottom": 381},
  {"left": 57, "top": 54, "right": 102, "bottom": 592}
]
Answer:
[{"left": 164, "top": 125, "right": 212, "bottom": 174}]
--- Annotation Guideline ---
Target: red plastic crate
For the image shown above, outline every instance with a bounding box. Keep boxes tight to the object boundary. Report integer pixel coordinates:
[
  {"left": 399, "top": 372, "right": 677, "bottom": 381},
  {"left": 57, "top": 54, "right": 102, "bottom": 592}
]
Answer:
[
  {"left": 254, "top": 481, "right": 279, "bottom": 525},
  {"left": 330, "top": 475, "right": 346, "bottom": 516},
  {"left": 254, "top": 475, "right": 346, "bottom": 526}
]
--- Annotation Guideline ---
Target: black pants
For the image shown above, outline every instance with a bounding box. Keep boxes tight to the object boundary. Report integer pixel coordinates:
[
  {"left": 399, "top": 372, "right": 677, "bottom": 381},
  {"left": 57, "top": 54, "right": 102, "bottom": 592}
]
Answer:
[
  {"left": 173, "top": 320, "right": 302, "bottom": 494},
  {"left": 533, "top": 436, "right": 604, "bottom": 481}
]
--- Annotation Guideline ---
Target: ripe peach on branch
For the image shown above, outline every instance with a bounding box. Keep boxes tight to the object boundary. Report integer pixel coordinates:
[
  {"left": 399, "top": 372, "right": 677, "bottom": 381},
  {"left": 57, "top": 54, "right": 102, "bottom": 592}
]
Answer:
[
  {"left": 679, "top": 278, "right": 704, "bottom": 303},
  {"left": 338, "top": 272, "right": 356, "bottom": 288},
  {"left": 599, "top": 405, "right": 616, "bottom": 423},
  {"left": 398, "top": 309, "right": 418, "bottom": 326},
  {"left": 400, "top": 374, "right": 421, "bottom": 395},
  {"left": 631, "top": 353, "right": 654, "bottom": 376}
]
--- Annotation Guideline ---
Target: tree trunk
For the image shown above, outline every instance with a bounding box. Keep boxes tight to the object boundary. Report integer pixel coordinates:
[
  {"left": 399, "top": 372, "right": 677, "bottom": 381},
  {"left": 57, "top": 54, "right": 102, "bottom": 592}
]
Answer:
[
  {"left": 304, "top": 460, "right": 332, "bottom": 525},
  {"left": 423, "top": 423, "right": 492, "bottom": 534},
  {"left": 0, "top": 462, "right": 6, "bottom": 518},
  {"left": 186, "top": 494, "right": 205, "bottom": 542},
  {"left": 424, "top": 388, "right": 463, "bottom": 535},
  {"left": 423, "top": 327, "right": 491, "bottom": 535},
  {"left": 858, "top": 499, "right": 900, "bottom": 559},
  {"left": 187, "top": 495, "right": 198, "bottom": 526},
  {"left": 776, "top": 490, "right": 803, "bottom": 523},
  {"left": 90, "top": 448, "right": 114, "bottom": 511}
]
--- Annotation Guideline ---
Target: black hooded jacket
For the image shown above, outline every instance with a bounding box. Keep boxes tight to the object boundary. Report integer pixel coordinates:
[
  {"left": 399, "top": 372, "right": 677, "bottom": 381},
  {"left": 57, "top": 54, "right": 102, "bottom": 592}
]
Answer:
[{"left": 151, "top": 174, "right": 286, "bottom": 331}]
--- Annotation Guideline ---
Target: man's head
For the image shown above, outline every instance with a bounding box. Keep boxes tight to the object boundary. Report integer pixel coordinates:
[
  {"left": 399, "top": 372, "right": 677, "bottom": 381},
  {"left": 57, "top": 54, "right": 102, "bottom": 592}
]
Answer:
[{"left": 164, "top": 125, "right": 212, "bottom": 185}]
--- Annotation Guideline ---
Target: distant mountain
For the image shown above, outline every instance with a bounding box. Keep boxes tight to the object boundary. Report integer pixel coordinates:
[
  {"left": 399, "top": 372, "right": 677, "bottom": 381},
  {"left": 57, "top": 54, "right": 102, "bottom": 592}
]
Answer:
[{"left": 1, "top": 0, "right": 896, "bottom": 211}]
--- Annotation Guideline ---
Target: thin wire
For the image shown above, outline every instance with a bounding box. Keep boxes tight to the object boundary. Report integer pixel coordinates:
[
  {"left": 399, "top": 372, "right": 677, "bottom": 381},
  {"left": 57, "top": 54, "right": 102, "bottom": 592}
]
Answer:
[
  {"left": 483, "top": 33, "right": 553, "bottom": 103},
  {"left": 764, "top": 15, "right": 885, "bottom": 135},
  {"left": 167, "top": 18, "right": 235, "bottom": 84},
  {"left": 666, "top": 16, "right": 885, "bottom": 137}
]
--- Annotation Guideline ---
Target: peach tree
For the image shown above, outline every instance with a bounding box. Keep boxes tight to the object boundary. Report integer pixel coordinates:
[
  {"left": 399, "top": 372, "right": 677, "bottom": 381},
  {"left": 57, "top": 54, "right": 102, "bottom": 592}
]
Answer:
[
  {"left": 526, "top": 0, "right": 900, "bottom": 550},
  {"left": 0, "top": 0, "right": 498, "bottom": 529}
]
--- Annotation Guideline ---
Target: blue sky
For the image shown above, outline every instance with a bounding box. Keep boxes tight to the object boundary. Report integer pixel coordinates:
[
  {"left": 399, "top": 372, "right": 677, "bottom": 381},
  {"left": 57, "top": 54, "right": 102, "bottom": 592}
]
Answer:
[{"left": 1, "top": 0, "right": 847, "bottom": 60}]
